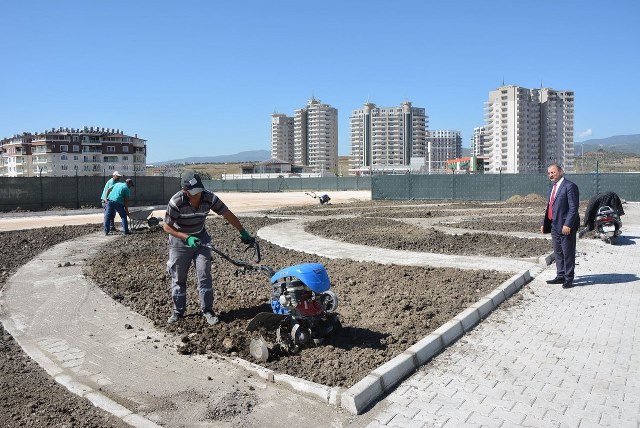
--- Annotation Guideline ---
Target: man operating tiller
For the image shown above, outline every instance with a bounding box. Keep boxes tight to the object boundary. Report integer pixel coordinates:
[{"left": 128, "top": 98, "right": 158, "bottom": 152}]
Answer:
[{"left": 162, "top": 171, "right": 255, "bottom": 325}]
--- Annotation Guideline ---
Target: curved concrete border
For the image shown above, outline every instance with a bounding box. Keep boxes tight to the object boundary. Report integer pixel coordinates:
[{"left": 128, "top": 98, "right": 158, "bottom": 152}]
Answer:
[
  {"left": 258, "top": 218, "right": 539, "bottom": 273},
  {"left": 1, "top": 213, "right": 556, "bottom": 421},
  {"left": 339, "top": 266, "right": 545, "bottom": 414},
  {"left": 254, "top": 215, "right": 555, "bottom": 413}
]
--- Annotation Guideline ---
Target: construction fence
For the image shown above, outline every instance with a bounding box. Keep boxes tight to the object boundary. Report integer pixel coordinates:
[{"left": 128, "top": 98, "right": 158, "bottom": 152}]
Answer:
[
  {"left": 0, "top": 172, "right": 637, "bottom": 212},
  {"left": 0, "top": 176, "right": 181, "bottom": 212},
  {"left": 372, "top": 172, "right": 640, "bottom": 202},
  {"left": 0, "top": 176, "right": 370, "bottom": 212}
]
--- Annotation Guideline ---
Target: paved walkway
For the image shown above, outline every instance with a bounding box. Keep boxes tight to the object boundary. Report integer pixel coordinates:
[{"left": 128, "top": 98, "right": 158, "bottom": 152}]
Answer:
[
  {"left": 1, "top": 196, "right": 638, "bottom": 427},
  {"left": 366, "top": 203, "right": 640, "bottom": 427}
]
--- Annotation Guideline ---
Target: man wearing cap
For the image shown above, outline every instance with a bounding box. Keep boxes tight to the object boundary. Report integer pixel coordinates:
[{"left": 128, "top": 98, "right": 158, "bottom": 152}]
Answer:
[
  {"left": 104, "top": 178, "right": 134, "bottom": 235},
  {"left": 101, "top": 171, "right": 122, "bottom": 232},
  {"left": 163, "top": 171, "right": 255, "bottom": 325}
]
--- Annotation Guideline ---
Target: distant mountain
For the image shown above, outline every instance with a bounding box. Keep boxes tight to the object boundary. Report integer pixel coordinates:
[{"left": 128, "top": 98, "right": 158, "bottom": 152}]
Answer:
[
  {"left": 578, "top": 134, "right": 640, "bottom": 155},
  {"left": 153, "top": 150, "right": 271, "bottom": 165}
]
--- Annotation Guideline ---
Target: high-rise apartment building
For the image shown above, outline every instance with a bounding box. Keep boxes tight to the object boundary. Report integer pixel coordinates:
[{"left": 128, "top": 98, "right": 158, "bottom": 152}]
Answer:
[
  {"left": 540, "top": 88, "right": 575, "bottom": 170},
  {"left": 0, "top": 127, "right": 147, "bottom": 177},
  {"left": 293, "top": 98, "right": 338, "bottom": 175},
  {"left": 426, "top": 130, "right": 462, "bottom": 171},
  {"left": 349, "top": 101, "right": 427, "bottom": 174},
  {"left": 483, "top": 85, "right": 574, "bottom": 173},
  {"left": 471, "top": 126, "right": 486, "bottom": 156},
  {"left": 270, "top": 113, "right": 294, "bottom": 164}
]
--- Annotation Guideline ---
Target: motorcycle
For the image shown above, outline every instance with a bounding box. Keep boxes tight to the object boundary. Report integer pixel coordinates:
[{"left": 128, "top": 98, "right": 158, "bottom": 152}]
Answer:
[
  {"left": 593, "top": 206, "right": 622, "bottom": 244},
  {"left": 206, "top": 241, "right": 340, "bottom": 362},
  {"left": 582, "top": 191, "right": 625, "bottom": 244}
]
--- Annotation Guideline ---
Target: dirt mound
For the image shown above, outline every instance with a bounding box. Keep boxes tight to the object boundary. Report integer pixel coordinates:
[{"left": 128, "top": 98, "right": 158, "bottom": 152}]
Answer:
[{"left": 505, "top": 193, "right": 546, "bottom": 204}]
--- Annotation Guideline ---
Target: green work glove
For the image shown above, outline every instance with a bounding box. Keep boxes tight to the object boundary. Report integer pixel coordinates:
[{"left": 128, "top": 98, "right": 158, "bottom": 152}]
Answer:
[
  {"left": 185, "top": 236, "right": 200, "bottom": 248},
  {"left": 239, "top": 229, "right": 255, "bottom": 245}
]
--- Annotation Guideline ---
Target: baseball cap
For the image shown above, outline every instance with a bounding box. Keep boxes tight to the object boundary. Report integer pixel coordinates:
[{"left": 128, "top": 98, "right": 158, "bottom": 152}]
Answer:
[
  {"left": 125, "top": 178, "right": 134, "bottom": 187},
  {"left": 113, "top": 171, "right": 122, "bottom": 177},
  {"left": 182, "top": 171, "right": 204, "bottom": 195}
]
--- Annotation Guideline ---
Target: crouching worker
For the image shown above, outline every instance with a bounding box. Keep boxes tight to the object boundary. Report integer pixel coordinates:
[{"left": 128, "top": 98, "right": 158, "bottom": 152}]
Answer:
[{"left": 163, "top": 171, "right": 255, "bottom": 325}]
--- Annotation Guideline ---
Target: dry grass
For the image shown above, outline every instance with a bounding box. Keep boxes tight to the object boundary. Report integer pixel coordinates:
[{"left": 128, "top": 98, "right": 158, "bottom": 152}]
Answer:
[{"left": 146, "top": 156, "right": 353, "bottom": 178}]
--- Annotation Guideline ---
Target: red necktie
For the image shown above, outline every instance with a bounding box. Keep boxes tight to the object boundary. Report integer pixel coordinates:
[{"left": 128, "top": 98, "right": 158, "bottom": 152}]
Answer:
[{"left": 548, "top": 183, "right": 557, "bottom": 220}]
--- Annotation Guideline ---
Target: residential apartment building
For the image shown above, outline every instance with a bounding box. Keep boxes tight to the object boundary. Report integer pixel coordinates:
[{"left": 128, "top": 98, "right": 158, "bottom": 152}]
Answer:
[
  {"left": 540, "top": 88, "right": 575, "bottom": 171},
  {"left": 270, "top": 113, "right": 294, "bottom": 164},
  {"left": 483, "top": 85, "right": 574, "bottom": 173},
  {"left": 426, "top": 130, "right": 462, "bottom": 172},
  {"left": 471, "top": 126, "right": 486, "bottom": 156},
  {"left": 0, "top": 127, "right": 147, "bottom": 177},
  {"left": 293, "top": 97, "right": 339, "bottom": 175},
  {"left": 349, "top": 101, "right": 427, "bottom": 174}
]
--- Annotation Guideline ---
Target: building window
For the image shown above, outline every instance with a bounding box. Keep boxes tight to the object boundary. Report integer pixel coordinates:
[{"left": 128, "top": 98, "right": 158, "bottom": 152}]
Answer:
[
  {"left": 61, "top": 165, "right": 68, "bottom": 170},
  {"left": 123, "top": 146, "right": 129, "bottom": 153},
  {"left": 107, "top": 146, "right": 115, "bottom": 153},
  {"left": 73, "top": 155, "right": 79, "bottom": 160},
  {"left": 73, "top": 145, "right": 79, "bottom": 152},
  {"left": 122, "top": 156, "right": 129, "bottom": 161},
  {"left": 60, "top": 145, "right": 68, "bottom": 152},
  {"left": 61, "top": 154, "right": 68, "bottom": 160}
]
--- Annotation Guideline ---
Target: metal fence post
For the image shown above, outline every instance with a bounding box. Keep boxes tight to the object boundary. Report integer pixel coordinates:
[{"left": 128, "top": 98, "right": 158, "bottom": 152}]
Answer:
[
  {"left": 75, "top": 168, "right": 80, "bottom": 208},
  {"left": 39, "top": 167, "right": 44, "bottom": 209},
  {"left": 451, "top": 169, "right": 456, "bottom": 200}
]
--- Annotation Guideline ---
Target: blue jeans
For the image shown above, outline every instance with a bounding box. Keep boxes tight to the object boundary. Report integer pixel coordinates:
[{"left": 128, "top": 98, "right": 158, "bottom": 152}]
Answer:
[{"left": 105, "top": 201, "right": 129, "bottom": 234}]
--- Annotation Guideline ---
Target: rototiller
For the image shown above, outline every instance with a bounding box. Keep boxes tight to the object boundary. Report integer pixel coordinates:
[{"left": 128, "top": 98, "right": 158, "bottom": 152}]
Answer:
[{"left": 206, "top": 240, "right": 340, "bottom": 362}]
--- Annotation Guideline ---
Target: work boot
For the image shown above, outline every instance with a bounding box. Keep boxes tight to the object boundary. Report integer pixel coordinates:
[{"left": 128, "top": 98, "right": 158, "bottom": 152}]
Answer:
[
  {"left": 167, "top": 312, "right": 182, "bottom": 324},
  {"left": 203, "top": 311, "right": 218, "bottom": 325}
]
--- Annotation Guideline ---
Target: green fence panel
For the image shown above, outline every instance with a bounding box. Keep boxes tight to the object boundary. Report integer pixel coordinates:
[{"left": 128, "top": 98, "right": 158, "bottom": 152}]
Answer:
[
  {"left": 204, "top": 177, "right": 371, "bottom": 193},
  {"left": 372, "top": 173, "right": 640, "bottom": 202}
]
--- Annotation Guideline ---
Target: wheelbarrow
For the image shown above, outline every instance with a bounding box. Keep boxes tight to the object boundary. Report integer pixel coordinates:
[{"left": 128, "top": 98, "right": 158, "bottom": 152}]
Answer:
[{"left": 128, "top": 207, "right": 162, "bottom": 231}]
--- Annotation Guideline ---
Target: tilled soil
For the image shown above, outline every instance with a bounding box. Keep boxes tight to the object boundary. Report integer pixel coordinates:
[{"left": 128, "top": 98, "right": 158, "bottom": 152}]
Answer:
[
  {"left": 444, "top": 217, "right": 542, "bottom": 233},
  {"left": 306, "top": 217, "right": 550, "bottom": 258},
  {"left": 0, "top": 201, "right": 549, "bottom": 427},
  {"left": 84, "top": 217, "right": 511, "bottom": 387}
]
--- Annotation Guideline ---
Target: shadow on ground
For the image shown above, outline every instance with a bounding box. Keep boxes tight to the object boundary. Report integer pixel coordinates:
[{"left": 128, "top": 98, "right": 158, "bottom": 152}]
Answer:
[{"left": 575, "top": 273, "right": 640, "bottom": 286}]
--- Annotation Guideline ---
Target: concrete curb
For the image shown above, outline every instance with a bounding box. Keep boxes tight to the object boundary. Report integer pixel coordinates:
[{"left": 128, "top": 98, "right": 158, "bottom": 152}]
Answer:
[
  {"left": 339, "top": 253, "right": 553, "bottom": 414},
  {"left": 225, "top": 355, "right": 344, "bottom": 405},
  {"left": 212, "top": 257, "right": 545, "bottom": 415},
  {"left": 217, "top": 251, "right": 555, "bottom": 415}
]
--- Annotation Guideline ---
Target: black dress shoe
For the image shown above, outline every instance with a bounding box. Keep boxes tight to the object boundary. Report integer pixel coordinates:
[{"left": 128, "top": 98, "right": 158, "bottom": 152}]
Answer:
[
  {"left": 562, "top": 280, "right": 575, "bottom": 289},
  {"left": 546, "top": 277, "right": 565, "bottom": 284}
]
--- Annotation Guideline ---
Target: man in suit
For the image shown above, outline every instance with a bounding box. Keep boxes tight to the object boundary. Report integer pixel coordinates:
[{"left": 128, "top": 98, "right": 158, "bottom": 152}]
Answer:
[{"left": 540, "top": 163, "right": 580, "bottom": 288}]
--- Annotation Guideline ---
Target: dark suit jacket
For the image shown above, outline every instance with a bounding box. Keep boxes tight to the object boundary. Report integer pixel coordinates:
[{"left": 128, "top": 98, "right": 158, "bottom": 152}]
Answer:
[{"left": 542, "top": 177, "right": 580, "bottom": 234}]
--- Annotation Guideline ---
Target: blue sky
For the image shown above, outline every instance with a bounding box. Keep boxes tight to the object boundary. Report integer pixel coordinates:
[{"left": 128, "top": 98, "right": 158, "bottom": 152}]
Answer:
[{"left": 2, "top": 0, "right": 639, "bottom": 163}]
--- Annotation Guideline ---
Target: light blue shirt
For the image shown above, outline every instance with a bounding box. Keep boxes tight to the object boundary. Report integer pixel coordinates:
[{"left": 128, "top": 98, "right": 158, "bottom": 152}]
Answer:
[
  {"left": 106, "top": 182, "right": 130, "bottom": 204},
  {"left": 100, "top": 178, "right": 117, "bottom": 200}
]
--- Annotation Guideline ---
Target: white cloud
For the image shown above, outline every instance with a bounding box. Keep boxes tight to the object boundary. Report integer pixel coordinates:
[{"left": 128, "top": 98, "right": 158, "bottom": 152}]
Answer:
[{"left": 577, "top": 128, "right": 593, "bottom": 138}]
